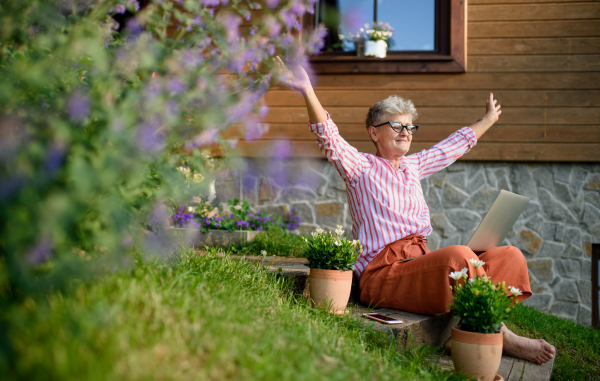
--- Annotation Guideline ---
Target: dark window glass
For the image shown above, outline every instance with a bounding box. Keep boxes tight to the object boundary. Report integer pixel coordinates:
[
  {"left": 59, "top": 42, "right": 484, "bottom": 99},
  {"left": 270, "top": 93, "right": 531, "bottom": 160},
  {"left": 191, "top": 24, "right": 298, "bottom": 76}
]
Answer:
[{"left": 317, "top": 0, "right": 436, "bottom": 53}]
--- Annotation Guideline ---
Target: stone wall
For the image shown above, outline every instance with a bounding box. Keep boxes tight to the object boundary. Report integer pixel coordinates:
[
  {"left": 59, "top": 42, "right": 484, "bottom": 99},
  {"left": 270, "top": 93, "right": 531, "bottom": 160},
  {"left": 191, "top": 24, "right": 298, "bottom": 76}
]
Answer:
[{"left": 215, "top": 159, "right": 600, "bottom": 326}]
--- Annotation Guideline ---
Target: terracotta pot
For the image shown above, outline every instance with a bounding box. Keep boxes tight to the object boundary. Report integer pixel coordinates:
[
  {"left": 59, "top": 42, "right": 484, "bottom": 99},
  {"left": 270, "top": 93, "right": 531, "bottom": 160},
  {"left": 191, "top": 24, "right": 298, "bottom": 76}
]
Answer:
[
  {"left": 451, "top": 327, "right": 503, "bottom": 381},
  {"left": 309, "top": 268, "right": 353, "bottom": 315}
]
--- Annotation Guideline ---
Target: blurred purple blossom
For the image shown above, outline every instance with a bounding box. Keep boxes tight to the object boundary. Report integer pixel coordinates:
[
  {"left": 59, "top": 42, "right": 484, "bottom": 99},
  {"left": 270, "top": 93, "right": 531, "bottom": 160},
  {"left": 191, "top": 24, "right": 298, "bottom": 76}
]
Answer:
[
  {"left": 280, "top": 33, "right": 294, "bottom": 48},
  {"left": 201, "top": 0, "right": 220, "bottom": 5},
  {"left": 289, "top": 0, "right": 305, "bottom": 17},
  {"left": 264, "top": 16, "right": 281, "bottom": 38},
  {"left": 193, "top": 128, "right": 219, "bottom": 147},
  {"left": 266, "top": 0, "right": 280, "bottom": 8},
  {"left": 219, "top": 13, "right": 240, "bottom": 42},
  {"left": 306, "top": 24, "right": 327, "bottom": 54},
  {"left": 343, "top": 9, "right": 363, "bottom": 33},
  {"left": 45, "top": 143, "right": 66, "bottom": 175},
  {"left": 244, "top": 120, "right": 269, "bottom": 141},
  {"left": 243, "top": 10, "right": 251, "bottom": 21},
  {"left": 272, "top": 139, "right": 291, "bottom": 158},
  {"left": 168, "top": 78, "right": 186, "bottom": 94},
  {"left": 67, "top": 92, "right": 90, "bottom": 122},
  {"left": 125, "top": 18, "right": 143, "bottom": 38},
  {"left": 228, "top": 92, "right": 254, "bottom": 123},
  {"left": 150, "top": 203, "right": 169, "bottom": 227},
  {"left": 109, "top": 4, "right": 126, "bottom": 14},
  {"left": 182, "top": 49, "right": 204, "bottom": 69},
  {"left": 136, "top": 119, "right": 165, "bottom": 153},
  {"left": 26, "top": 237, "right": 53, "bottom": 264},
  {"left": 259, "top": 105, "right": 269, "bottom": 118},
  {"left": 279, "top": 9, "right": 296, "bottom": 29},
  {"left": 267, "top": 44, "right": 275, "bottom": 56},
  {"left": 127, "top": 0, "right": 140, "bottom": 12}
]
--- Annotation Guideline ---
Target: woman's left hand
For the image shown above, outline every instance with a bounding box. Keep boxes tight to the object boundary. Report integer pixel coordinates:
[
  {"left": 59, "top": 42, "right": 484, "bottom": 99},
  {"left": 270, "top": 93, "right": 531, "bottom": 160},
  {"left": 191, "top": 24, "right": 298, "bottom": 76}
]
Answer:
[{"left": 484, "top": 92, "right": 502, "bottom": 124}]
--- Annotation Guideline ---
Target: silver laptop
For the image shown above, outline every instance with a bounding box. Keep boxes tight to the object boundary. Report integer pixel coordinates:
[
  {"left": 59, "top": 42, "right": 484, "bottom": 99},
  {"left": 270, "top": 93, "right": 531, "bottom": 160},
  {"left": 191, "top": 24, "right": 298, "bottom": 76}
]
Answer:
[{"left": 466, "top": 190, "right": 530, "bottom": 252}]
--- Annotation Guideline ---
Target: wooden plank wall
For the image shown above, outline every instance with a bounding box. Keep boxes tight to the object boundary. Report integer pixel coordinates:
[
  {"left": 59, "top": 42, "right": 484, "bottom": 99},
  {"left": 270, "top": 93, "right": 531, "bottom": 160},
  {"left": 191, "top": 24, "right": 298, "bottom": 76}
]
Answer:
[{"left": 238, "top": 0, "right": 600, "bottom": 161}]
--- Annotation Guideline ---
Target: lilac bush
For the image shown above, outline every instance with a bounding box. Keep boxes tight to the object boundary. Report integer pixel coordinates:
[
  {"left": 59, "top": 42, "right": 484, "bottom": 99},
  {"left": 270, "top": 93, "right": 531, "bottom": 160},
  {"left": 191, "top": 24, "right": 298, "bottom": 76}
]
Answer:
[{"left": 0, "top": 0, "right": 325, "bottom": 302}]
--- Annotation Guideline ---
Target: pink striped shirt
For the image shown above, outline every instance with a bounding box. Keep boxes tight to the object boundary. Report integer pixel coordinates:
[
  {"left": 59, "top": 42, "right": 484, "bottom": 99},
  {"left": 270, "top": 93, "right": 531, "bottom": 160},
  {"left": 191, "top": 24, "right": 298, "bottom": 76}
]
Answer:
[{"left": 308, "top": 113, "right": 477, "bottom": 276}]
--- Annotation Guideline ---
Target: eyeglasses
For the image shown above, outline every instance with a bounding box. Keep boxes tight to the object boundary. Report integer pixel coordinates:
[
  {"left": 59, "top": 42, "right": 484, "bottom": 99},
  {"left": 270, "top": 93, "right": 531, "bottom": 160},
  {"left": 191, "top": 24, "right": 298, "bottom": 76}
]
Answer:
[{"left": 373, "top": 121, "right": 419, "bottom": 135}]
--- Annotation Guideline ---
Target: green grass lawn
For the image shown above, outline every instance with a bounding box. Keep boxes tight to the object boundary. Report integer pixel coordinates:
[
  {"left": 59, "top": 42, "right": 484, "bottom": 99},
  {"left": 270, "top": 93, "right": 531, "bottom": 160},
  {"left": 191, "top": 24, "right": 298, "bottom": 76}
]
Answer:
[
  {"left": 228, "top": 228, "right": 308, "bottom": 257},
  {"left": 2, "top": 248, "right": 464, "bottom": 381},
  {"left": 506, "top": 303, "right": 600, "bottom": 381}
]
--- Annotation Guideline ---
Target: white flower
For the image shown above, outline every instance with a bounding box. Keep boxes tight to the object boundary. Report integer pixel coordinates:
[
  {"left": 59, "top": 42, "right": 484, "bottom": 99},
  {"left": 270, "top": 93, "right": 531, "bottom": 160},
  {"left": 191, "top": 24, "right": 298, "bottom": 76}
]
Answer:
[
  {"left": 449, "top": 267, "right": 468, "bottom": 280},
  {"left": 261, "top": 250, "right": 267, "bottom": 256},
  {"left": 315, "top": 228, "right": 324, "bottom": 235},
  {"left": 469, "top": 278, "right": 476, "bottom": 283},
  {"left": 334, "top": 241, "right": 342, "bottom": 246},
  {"left": 469, "top": 258, "right": 485, "bottom": 268},
  {"left": 351, "top": 240, "right": 359, "bottom": 246},
  {"left": 188, "top": 206, "right": 194, "bottom": 212},
  {"left": 509, "top": 286, "right": 522, "bottom": 296},
  {"left": 311, "top": 232, "right": 319, "bottom": 238},
  {"left": 335, "top": 228, "right": 344, "bottom": 237}
]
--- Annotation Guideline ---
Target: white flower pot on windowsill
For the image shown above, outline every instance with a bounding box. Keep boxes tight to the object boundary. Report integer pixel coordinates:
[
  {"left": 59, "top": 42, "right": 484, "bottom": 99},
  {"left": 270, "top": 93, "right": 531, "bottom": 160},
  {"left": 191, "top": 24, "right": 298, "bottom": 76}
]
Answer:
[{"left": 364, "top": 40, "right": 387, "bottom": 58}]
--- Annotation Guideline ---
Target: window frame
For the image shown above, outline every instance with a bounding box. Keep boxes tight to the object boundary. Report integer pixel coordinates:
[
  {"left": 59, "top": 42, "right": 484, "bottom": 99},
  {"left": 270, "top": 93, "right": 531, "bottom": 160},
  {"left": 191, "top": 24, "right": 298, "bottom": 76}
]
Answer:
[{"left": 303, "top": 0, "right": 466, "bottom": 74}]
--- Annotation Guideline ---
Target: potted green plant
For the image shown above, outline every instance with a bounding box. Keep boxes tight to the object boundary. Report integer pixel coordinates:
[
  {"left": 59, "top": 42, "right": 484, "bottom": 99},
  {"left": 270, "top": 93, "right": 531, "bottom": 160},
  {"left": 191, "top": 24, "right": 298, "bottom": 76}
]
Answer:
[
  {"left": 363, "top": 21, "right": 395, "bottom": 58},
  {"left": 303, "top": 226, "right": 362, "bottom": 315},
  {"left": 449, "top": 259, "right": 522, "bottom": 381}
]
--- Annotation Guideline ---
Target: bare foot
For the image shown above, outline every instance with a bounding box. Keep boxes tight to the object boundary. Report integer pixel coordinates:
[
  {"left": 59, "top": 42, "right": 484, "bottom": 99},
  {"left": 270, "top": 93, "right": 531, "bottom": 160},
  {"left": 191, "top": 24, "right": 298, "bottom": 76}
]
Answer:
[{"left": 501, "top": 324, "right": 555, "bottom": 364}]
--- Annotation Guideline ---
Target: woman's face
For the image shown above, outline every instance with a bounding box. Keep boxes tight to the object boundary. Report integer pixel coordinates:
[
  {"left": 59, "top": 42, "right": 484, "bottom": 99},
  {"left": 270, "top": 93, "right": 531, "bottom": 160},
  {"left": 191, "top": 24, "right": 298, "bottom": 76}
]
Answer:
[{"left": 369, "top": 113, "right": 413, "bottom": 160}]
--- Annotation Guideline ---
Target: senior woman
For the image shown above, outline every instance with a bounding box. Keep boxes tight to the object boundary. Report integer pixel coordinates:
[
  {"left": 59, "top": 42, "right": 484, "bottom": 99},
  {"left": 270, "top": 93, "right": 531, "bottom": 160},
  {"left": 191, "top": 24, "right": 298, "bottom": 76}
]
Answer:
[{"left": 276, "top": 58, "right": 555, "bottom": 364}]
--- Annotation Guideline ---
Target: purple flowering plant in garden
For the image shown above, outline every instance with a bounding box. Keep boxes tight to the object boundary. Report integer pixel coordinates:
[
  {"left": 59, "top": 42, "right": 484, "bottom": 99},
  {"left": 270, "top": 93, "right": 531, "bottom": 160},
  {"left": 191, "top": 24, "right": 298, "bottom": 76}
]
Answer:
[
  {"left": 172, "top": 198, "right": 300, "bottom": 232},
  {"left": 0, "top": 0, "right": 325, "bottom": 319}
]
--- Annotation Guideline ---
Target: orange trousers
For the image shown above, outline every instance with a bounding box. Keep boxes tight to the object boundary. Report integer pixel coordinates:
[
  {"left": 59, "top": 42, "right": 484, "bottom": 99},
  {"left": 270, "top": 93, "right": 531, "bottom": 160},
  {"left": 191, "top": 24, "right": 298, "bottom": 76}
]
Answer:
[{"left": 359, "top": 235, "right": 532, "bottom": 315}]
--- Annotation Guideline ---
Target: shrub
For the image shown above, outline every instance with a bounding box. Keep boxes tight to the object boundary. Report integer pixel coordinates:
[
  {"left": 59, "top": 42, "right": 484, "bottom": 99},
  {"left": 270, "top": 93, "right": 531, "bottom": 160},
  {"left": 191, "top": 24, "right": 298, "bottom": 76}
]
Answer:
[{"left": 303, "top": 226, "right": 361, "bottom": 271}]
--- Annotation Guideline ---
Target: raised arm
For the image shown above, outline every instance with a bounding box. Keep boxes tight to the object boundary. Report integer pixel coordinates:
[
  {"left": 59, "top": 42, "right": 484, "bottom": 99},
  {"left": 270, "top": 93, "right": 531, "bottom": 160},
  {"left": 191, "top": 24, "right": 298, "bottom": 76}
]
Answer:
[
  {"left": 468, "top": 92, "right": 502, "bottom": 140},
  {"left": 275, "top": 57, "right": 327, "bottom": 124}
]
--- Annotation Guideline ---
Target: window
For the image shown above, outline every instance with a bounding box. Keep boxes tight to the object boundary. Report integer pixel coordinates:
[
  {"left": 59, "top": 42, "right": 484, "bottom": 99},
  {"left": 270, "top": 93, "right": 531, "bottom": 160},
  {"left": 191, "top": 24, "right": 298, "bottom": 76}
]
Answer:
[{"left": 305, "top": 0, "right": 466, "bottom": 74}]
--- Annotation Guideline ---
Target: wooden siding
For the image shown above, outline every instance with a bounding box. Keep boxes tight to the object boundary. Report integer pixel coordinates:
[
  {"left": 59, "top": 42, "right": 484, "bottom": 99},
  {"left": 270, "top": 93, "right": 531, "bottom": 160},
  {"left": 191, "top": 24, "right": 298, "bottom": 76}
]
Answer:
[{"left": 243, "top": 0, "right": 600, "bottom": 161}]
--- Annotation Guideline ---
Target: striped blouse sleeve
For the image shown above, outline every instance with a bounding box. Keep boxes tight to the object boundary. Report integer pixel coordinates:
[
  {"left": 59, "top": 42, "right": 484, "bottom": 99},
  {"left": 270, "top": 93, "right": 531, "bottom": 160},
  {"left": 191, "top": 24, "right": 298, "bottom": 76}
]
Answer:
[
  {"left": 308, "top": 113, "right": 370, "bottom": 186},
  {"left": 408, "top": 127, "right": 478, "bottom": 180}
]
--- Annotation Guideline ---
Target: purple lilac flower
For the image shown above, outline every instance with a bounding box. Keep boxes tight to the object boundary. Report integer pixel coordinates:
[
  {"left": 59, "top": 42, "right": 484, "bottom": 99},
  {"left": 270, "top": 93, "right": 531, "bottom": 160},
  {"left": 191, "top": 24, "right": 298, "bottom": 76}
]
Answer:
[
  {"left": 228, "top": 91, "right": 254, "bottom": 123},
  {"left": 167, "top": 77, "right": 186, "bottom": 94},
  {"left": 244, "top": 120, "right": 269, "bottom": 141},
  {"left": 259, "top": 105, "right": 269, "bottom": 118},
  {"left": 126, "top": 18, "right": 143, "bottom": 38},
  {"left": 289, "top": 0, "right": 305, "bottom": 17},
  {"left": 219, "top": 13, "right": 240, "bottom": 42},
  {"left": 127, "top": 0, "right": 140, "bottom": 11},
  {"left": 266, "top": 0, "right": 280, "bottom": 8},
  {"left": 263, "top": 16, "right": 281, "bottom": 38},
  {"left": 109, "top": 4, "right": 127, "bottom": 14},
  {"left": 201, "top": 0, "right": 220, "bottom": 5},
  {"left": 26, "top": 237, "right": 53, "bottom": 264},
  {"left": 306, "top": 24, "right": 327, "bottom": 55},
  {"left": 45, "top": 143, "right": 66, "bottom": 175},
  {"left": 193, "top": 128, "right": 219, "bottom": 147},
  {"left": 67, "top": 92, "right": 90, "bottom": 122},
  {"left": 279, "top": 9, "right": 296, "bottom": 29},
  {"left": 280, "top": 33, "right": 294, "bottom": 48},
  {"left": 267, "top": 44, "right": 275, "bottom": 56},
  {"left": 136, "top": 120, "right": 165, "bottom": 153}
]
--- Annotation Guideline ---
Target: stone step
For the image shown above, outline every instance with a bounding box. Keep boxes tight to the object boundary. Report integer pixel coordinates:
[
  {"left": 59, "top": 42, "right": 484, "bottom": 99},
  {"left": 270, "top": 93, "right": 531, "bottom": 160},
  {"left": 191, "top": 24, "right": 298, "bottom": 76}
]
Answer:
[{"left": 242, "top": 255, "right": 555, "bottom": 381}]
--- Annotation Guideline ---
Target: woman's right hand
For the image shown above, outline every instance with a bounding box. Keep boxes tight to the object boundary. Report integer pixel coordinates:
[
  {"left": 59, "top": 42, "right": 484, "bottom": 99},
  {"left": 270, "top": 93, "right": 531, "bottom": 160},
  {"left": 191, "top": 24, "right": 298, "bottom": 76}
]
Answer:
[{"left": 275, "top": 56, "right": 312, "bottom": 95}]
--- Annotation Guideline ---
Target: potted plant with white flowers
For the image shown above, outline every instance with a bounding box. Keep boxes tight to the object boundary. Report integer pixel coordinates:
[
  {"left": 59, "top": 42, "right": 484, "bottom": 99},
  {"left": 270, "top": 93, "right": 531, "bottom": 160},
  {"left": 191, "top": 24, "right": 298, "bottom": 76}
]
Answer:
[
  {"left": 303, "top": 226, "right": 362, "bottom": 315},
  {"left": 449, "top": 259, "right": 522, "bottom": 381},
  {"left": 364, "top": 21, "right": 395, "bottom": 58}
]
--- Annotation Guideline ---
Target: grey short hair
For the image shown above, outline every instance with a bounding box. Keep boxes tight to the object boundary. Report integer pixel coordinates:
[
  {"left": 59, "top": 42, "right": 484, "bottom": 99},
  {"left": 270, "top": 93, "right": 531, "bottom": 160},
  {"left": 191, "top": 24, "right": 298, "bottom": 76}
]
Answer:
[{"left": 365, "top": 95, "right": 418, "bottom": 128}]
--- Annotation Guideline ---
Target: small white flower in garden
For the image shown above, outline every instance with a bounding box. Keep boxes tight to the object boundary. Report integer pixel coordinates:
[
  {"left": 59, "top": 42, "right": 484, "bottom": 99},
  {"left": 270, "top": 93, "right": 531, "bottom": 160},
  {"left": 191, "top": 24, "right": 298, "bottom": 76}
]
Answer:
[
  {"left": 316, "top": 228, "right": 324, "bottom": 235},
  {"left": 509, "top": 286, "right": 522, "bottom": 296},
  {"left": 334, "top": 241, "right": 342, "bottom": 246},
  {"left": 335, "top": 225, "right": 344, "bottom": 236},
  {"left": 188, "top": 206, "right": 194, "bottom": 212},
  {"left": 449, "top": 267, "right": 468, "bottom": 280},
  {"left": 261, "top": 250, "right": 267, "bottom": 256},
  {"left": 469, "top": 278, "right": 476, "bottom": 283},
  {"left": 311, "top": 232, "right": 318, "bottom": 238},
  {"left": 469, "top": 258, "right": 485, "bottom": 268},
  {"left": 351, "top": 240, "right": 359, "bottom": 246}
]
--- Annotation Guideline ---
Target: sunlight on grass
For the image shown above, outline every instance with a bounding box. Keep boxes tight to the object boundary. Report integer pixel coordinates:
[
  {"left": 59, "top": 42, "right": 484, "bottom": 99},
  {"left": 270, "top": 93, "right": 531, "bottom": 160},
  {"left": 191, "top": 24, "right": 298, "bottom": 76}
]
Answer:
[{"left": 4, "top": 247, "right": 464, "bottom": 380}]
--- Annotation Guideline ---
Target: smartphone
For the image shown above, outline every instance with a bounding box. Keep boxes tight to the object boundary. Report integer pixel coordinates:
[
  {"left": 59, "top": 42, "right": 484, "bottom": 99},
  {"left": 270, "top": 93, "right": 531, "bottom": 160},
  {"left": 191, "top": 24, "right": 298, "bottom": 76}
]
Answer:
[{"left": 362, "top": 313, "right": 403, "bottom": 324}]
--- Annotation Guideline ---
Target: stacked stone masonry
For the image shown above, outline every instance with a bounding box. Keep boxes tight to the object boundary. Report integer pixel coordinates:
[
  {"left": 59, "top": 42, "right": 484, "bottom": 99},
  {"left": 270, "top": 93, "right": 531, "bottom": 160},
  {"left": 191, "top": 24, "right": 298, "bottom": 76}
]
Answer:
[{"left": 215, "top": 159, "right": 600, "bottom": 326}]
